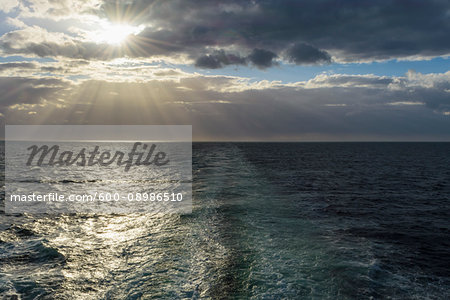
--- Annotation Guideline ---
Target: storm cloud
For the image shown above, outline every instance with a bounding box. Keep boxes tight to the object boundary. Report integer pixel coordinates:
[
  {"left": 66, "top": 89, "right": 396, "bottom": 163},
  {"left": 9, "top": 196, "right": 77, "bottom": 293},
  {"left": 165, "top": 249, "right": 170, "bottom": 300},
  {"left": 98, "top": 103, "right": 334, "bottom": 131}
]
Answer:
[
  {"left": 1, "top": 0, "right": 449, "bottom": 67},
  {"left": 195, "top": 50, "right": 247, "bottom": 69},
  {"left": 99, "top": 0, "right": 450, "bottom": 65},
  {"left": 285, "top": 43, "right": 331, "bottom": 65}
]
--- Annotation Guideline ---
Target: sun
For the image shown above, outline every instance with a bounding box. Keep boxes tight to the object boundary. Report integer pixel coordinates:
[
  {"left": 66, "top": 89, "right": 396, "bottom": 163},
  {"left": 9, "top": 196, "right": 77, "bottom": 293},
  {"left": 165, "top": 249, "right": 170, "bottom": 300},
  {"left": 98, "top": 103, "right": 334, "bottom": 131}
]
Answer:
[{"left": 92, "top": 22, "right": 144, "bottom": 45}]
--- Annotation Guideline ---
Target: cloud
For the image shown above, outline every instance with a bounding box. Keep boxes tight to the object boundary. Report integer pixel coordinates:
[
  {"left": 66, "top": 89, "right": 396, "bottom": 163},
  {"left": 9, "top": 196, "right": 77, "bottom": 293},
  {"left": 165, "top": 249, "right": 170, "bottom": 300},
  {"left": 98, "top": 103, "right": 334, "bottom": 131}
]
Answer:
[
  {"left": 304, "top": 74, "right": 394, "bottom": 88},
  {"left": 248, "top": 48, "right": 277, "bottom": 69},
  {"left": 15, "top": 0, "right": 100, "bottom": 20},
  {"left": 1, "top": 1, "right": 448, "bottom": 141},
  {"left": 195, "top": 50, "right": 247, "bottom": 69},
  {"left": 388, "top": 101, "right": 425, "bottom": 106},
  {"left": 2, "top": 0, "right": 449, "bottom": 68},
  {"left": 2, "top": 71, "right": 449, "bottom": 140},
  {"left": 0, "top": 77, "right": 69, "bottom": 109},
  {"left": 285, "top": 43, "right": 331, "bottom": 64},
  {"left": 324, "top": 104, "right": 347, "bottom": 107},
  {"left": 195, "top": 48, "right": 277, "bottom": 69},
  {"left": 0, "top": 0, "right": 18, "bottom": 13},
  {"left": 0, "top": 62, "right": 37, "bottom": 71},
  {"left": 97, "top": 0, "right": 450, "bottom": 66},
  {"left": 0, "top": 25, "right": 123, "bottom": 60}
]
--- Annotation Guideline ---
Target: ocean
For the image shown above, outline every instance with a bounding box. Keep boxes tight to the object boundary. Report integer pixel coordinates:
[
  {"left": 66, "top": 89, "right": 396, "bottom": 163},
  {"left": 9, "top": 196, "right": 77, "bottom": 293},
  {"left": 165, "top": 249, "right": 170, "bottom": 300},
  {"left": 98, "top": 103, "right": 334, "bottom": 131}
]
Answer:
[{"left": 1, "top": 142, "right": 449, "bottom": 299}]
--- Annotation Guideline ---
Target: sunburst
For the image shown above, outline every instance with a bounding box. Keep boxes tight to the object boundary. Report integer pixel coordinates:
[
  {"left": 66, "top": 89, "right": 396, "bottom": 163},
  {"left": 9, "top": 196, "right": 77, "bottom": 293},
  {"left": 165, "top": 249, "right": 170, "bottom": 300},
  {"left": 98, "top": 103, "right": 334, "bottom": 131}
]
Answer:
[{"left": 91, "top": 22, "right": 144, "bottom": 45}]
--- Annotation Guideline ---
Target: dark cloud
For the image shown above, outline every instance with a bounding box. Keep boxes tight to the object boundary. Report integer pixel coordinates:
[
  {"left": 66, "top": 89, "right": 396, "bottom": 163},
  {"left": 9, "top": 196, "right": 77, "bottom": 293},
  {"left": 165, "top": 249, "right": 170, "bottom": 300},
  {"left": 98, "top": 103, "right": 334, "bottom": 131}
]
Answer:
[
  {"left": 248, "top": 48, "right": 277, "bottom": 69},
  {"left": 2, "top": 0, "right": 448, "bottom": 67},
  {"left": 0, "top": 62, "right": 36, "bottom": 71},
  {"left": 195, "top": 55, "right": 222, "bottom": 69},
  {"left": 41, "top": 66, "right": 65, "bottom": 72},
  {"left": 195, "top": 49, "right": 276, "bottom": 69},
  {"left": 97, "top": 0, "right": 450, "bottom": 66},
  {"left": 195, "top": 50, "right": 247, "bottom": 69},
  {"left": 285, "top": 43, "right": 331, "bottom": 64},
  {"left": 0, "top": 77, "right": 69, "bottom": 108},
  {"left": 411, "top": 86, "right": 450, "bottom": 112}
]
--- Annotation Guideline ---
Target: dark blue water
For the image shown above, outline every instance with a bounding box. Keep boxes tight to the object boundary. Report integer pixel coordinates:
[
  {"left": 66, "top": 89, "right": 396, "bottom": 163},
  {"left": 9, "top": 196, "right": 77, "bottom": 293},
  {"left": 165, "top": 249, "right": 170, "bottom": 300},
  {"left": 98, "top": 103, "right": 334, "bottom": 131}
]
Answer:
[{"left": 1, "top": 142, "right": 449, "bottom": 299}]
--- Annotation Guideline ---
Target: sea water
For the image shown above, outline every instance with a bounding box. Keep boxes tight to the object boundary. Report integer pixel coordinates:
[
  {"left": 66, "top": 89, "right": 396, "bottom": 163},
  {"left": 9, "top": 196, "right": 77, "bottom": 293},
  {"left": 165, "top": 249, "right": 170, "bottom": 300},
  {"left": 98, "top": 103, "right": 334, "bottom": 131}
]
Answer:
[{"left": 0, "top": 142, "right": 449, "bottom": 299}]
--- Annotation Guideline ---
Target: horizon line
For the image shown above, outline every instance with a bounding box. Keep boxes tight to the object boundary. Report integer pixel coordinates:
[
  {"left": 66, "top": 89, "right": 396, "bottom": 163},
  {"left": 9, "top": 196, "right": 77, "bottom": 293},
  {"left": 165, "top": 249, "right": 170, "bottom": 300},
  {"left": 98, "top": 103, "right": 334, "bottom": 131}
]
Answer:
[{"left": 1, "top": 139, "right": 450, "bottom": 143}]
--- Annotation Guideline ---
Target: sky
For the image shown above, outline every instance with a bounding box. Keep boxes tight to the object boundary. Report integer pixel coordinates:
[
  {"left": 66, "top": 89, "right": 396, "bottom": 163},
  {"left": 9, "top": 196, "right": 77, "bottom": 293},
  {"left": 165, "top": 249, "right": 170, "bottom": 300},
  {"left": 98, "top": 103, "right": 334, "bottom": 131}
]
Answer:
[{"left": 0, "top": 0, "right": 449, "bottom": 141}]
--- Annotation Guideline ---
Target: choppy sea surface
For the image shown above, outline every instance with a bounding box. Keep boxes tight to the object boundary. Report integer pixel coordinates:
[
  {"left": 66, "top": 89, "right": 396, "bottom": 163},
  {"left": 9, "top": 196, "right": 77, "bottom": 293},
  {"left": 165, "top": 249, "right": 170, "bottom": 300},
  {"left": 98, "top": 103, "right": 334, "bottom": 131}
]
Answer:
[{"left": 1, "top": 142, "right": 449, "bottom": 299}]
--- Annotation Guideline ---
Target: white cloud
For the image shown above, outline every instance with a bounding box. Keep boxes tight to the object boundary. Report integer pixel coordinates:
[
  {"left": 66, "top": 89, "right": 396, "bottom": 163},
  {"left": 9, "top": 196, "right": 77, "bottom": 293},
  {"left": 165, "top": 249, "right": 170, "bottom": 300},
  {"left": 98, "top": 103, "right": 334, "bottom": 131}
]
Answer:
[
  {"left": 0, "top": 0, "right": 19, "bottom": 13},
  {"left": 16, "top": 0, "right": 102, "bottom": 20},
  {"left": 387, "top": 101, "right": 425, "bottom": 106}
]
